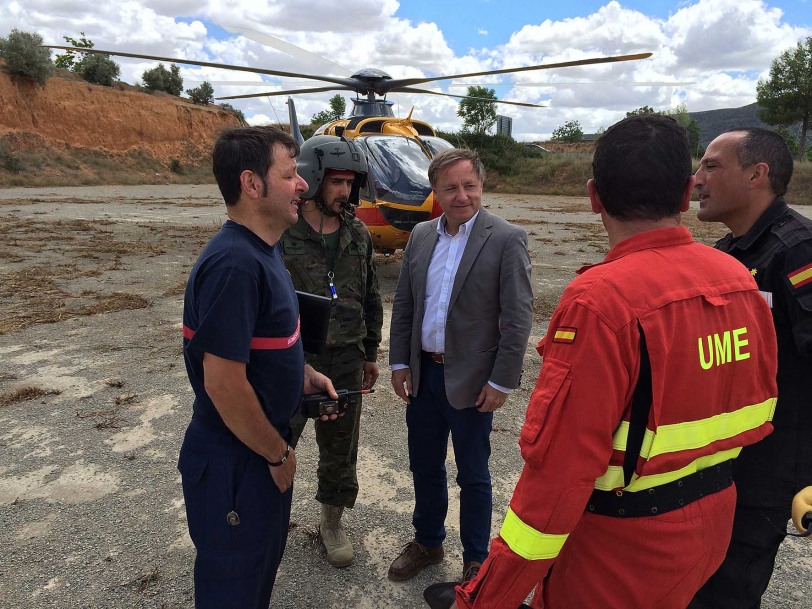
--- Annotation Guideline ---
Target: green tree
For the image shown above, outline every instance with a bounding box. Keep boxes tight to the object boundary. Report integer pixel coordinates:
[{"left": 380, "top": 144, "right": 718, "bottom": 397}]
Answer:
[
  {"left": 757, "top": 37, "right": 812, "bottom": 159},
  {"left": 75, "top": 52, "right": 120, "bottom": 86},
  {"left": 142, "top": 63, "right": 183, "bottom": 96},
  {"left": 626, "top": 105, "right": 660, "bottom": 117},
  {"left": 624, "top": 103, "right": 702, "bottom": 157},
  {"left": 774, "top": 126, "right": 801, "bottom": 157},
  {"left": 0, "top": 29, "right": 54, "bottom": 85},
  {"left": 457, "top": 86, "right": 498, "bottom": 134},
  {"left": 53, "top": 32, "right": 93, "bottom": 71},
  {"left": 685, "top": 118, "right": 702, "bottom": 158},
  {"left": 186, "top": 81, "right": 215, "bottom": 105},
  {"left": 552, "top": 120, "right": 583, "bottom": 143},
  {"left": 311, "top": 94, "right": 347, "bottom": 125}
]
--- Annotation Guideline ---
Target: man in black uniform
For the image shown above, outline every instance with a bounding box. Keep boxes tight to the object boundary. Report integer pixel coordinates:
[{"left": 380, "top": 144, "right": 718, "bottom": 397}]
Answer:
[{"left": 690, "top": 128, "right": 812, "bottom": 608}]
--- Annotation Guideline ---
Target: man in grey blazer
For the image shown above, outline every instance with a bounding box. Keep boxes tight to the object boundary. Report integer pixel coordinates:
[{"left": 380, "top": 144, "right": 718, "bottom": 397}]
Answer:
[{"left": 388, "top": 148, "right": 534, "bottom": 584}]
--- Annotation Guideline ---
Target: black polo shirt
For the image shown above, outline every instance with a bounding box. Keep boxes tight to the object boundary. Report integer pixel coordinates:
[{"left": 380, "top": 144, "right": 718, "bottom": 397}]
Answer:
[
  {"left": 716, "top": 197, "right": 812, "bottom": 508},
  {"left": 183, "top": 220, "right": 304, "bottom": 436}
]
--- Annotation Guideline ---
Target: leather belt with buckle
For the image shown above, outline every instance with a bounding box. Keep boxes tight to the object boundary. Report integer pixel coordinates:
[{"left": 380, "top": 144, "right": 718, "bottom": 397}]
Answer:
[{"left": 422, "top": 351, "right": 444, "bottom": 364}]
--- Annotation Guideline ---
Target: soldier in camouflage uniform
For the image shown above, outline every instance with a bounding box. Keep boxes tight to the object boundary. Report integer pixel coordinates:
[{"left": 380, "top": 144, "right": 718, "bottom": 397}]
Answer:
[{"left": 280, "top": 135, "right": 383, "bottom": 568}]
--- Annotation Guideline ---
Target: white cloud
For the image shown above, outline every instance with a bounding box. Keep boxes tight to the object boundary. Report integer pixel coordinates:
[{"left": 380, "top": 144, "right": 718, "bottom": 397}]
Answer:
[
  {"left": 1, "top": 0, "right": 809, "bottom": 140},
  {"left": 245, "top": 113, "right": 275, "bottom": 126}
]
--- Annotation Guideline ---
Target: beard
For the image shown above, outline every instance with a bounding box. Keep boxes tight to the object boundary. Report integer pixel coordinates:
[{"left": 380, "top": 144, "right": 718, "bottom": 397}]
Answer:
[{"left": 317, "top": 196, "right": 346, "bottom": 217}]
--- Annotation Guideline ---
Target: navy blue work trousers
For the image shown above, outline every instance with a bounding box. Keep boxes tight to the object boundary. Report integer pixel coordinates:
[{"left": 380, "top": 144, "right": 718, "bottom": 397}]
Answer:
[
  {"left": 406, "top": 353, "right": 494, "bottom": 564},
  {"left": 178, "top": 417, "right": 293, "bottom": 609}
]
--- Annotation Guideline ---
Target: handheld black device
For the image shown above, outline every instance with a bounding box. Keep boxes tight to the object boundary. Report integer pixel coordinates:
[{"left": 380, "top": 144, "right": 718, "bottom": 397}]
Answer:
[{"left": 301, "top": 389, "right": 373, "bottom": 418}]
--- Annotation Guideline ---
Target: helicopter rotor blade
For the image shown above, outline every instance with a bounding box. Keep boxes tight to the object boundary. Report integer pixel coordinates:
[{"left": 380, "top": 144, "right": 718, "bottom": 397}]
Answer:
[
  {"left": 220, "top": 24, "right": 354, "bottom": 77},
  {"left": 443, "top": 81, "right": 696, "bottom": 87},
  {"left": 186, "top": 79, "right": 332, "bottom": 86},
  {"left": 383, "top": 52, "right": 653, "bottom": 91},
  {"left": 217, "top": 85, "right": 354, "bottom": 101},
  {"left": 392, "top": 88, "right": 546, "bottom": 108},
  {"left": 40, "top": 46, "right": 359, "bottom": 89}
]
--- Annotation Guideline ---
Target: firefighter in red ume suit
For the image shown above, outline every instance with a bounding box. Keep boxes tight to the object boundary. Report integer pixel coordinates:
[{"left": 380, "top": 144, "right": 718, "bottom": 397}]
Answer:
[{"left": 451, "top": 116, "right": 779, "bottom": 609}]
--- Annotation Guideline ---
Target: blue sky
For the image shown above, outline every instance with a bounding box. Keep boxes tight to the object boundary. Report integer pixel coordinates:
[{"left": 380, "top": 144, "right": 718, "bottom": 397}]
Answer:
[{"left": 395, "top": 0, "right": 811, "bottom": 54}]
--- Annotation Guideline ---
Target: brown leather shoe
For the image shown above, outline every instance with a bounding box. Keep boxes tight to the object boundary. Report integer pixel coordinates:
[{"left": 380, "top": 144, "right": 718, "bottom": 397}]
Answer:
[
  {"left": 388, "top": 540, "right": 444, "bottom": 581},
  {"left": 462, "top": 560, "right": 481, "bottom": 582}
]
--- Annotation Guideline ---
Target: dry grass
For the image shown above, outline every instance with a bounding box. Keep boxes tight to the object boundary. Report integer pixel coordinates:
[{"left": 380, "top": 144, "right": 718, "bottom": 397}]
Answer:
[
  {"left": 681, "top": 211, "right": 731, "bottom": 246},
  {"left": 0, "top": 132, "right": 215, "bottom": 188},
  {"left": 0, "top": 386, "right": 62, "bottom": 408},
  {"left": 162, "top": 280, "right": 187, "bottom": 297},
  {"left": 0, "top": 266, "right": 151, "bottom": 334},
  {"left": 0, "top": 215, "right": 218, "bottom": 335},
  {"left": 75, "top": 293, "right": 151, "bottom": 316},
  {"left": 533, "top": 294, "right": 560, "bottom": 322},
  {"left": 115, "top": 392, "right": 139, "bottom": 406},
  {"left": 124, "top": 567, "right": 161, "bottom": 594}
]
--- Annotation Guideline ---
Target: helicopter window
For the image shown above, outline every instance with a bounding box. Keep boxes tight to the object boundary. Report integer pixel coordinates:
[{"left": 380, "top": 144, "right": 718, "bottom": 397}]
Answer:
[
  {"left": 420, "top": 136, "right": 455, "bottom": 158},
  {"left": 360, "top": 136, "right": 432, "bottom": 207},
  {"left": 359, "top": 121, "right": 385, "bottom": 133}
]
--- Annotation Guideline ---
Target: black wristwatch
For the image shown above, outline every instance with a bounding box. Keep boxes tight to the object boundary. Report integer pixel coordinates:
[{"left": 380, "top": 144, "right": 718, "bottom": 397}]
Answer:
[{"left": 267, "top": 445, "right": 291, "bottom": 467}]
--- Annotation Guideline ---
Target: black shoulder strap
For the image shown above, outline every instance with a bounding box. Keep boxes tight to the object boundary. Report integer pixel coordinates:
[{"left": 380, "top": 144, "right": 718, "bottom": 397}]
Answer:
[{"left": 623, "top": 323, "right": 652, "bottom": 488}]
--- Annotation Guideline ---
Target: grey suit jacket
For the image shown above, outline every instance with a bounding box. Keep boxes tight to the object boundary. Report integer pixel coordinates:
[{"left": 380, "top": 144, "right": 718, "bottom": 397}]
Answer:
[{"left": 389, "top": 207, "right": 534, "bottom": 409}]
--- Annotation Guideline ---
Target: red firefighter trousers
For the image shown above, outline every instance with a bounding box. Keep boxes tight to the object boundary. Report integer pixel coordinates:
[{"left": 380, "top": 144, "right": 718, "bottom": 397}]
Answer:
[{"left": 531, "top": 485, "right": 736, "bottom": 609}]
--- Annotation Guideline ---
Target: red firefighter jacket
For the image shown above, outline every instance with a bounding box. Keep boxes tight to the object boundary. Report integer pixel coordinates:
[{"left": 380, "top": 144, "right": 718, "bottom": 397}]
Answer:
[{"left": 456, "top": 226, "right": 778, "bottom": 608}]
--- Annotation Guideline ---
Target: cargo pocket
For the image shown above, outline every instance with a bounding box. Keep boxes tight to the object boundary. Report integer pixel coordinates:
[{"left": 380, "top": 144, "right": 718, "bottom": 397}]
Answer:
[
  {"left": 178, "top": 447, "right": 209, "bottom": 546},
  {"left": 230, "top": 452, "right": 275, "bottom": 550},
  {"left": 519, "top": 357, "right": 572, "bottom": 466}
]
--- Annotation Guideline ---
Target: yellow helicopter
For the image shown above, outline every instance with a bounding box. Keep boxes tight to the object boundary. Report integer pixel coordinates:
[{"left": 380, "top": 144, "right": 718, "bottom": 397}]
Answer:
[{"left": 44, "top": 33, "right": 653, "bottom": 251}]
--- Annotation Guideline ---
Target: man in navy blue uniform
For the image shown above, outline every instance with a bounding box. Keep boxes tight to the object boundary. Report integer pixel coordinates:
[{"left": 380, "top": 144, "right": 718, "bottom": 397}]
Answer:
[{"left": 179, "top": 127, "right": 337, "bottom": 609}]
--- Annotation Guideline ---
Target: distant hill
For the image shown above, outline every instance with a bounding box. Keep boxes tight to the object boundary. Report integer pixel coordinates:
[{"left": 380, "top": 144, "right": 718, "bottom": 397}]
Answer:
[{"left": 689, "top": 103, "right": 803, "bottom": 147}]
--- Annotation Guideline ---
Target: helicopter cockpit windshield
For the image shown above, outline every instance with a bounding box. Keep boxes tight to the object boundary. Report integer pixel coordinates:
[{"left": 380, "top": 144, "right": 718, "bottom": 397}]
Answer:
[
  {"left": 359, "top": 136, "right": 432, "bottom": 207},
  {"left": 420, "top": 136, "right": 454, "bottom": 157}
]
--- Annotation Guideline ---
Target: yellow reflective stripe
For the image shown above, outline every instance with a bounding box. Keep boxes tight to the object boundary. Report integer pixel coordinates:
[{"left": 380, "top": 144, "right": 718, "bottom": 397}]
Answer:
[
  {"left": 610, "top": 398, "right": 775, "bottom": 458},
  {"left": 593, "top": 447, "right": 742, "bottom": 492},
  {"left": 500, "top": 508, "right": 568, "bottom": 560},
  {"left": 594, "top": 466, "right": 628, "bottom": 491},
  {"left": 611, "top": 422, "right": 655, "bottom": 457},
  {"left": 625, "top": 447, "right": 742, "bottom": 491},
  {"left": 647, "top": 398, "right": 776, "bottom": 459}
]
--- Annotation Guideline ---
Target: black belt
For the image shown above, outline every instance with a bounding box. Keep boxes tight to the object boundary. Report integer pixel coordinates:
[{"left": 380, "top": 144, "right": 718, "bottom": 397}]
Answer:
[
  {"left": 422, "top": 351, "right": 445, "bottom": 364},
  {"left": 587, "top": 460, "right": 734, "bottom": 518}
]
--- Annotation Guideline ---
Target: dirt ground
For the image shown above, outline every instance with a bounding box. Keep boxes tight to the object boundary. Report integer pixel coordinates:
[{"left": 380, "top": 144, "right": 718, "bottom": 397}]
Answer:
[{"left": 1, "top": 185, "right": 810, "bottom": 609}]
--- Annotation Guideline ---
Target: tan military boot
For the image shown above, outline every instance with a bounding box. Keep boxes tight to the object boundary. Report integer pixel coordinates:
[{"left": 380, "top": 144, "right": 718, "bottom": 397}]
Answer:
[{"left": 320, "top": 504, "right": 353, "bottom": 567}]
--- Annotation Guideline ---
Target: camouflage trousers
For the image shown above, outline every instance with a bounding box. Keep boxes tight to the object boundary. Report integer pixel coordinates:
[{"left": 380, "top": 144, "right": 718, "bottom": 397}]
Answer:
[{"left": 290, "top": 346, "right": 365, "bottom": 509}]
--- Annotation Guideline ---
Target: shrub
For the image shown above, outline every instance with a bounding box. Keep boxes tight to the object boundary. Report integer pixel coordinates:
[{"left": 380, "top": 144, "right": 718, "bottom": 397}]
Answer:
[
  {"left": 169, "top": 158, "right": 183, "bottom": 174},
  {"left": 53, "top": 32, "right": 94, "bottom": 71},
  {"left": 552, "top": 120, "right": 584, "bottom": 143},
  {"left": 186, "top": 81, "right": 214, "bottom": 105},
  {"left": 219, "top": 103, "right": 246, "bottom": 125},
  {"left": 75, "top": 52, "right": 120, "bottom": 86},
  {"left": 0, "top": 29, "right": 54, "bottom": 85},
  {"left": 0, "top": 140, "right": 24, "bottom": 173},
  {"left": 142, "top": 63, "right": 183, "bottom": 96}
]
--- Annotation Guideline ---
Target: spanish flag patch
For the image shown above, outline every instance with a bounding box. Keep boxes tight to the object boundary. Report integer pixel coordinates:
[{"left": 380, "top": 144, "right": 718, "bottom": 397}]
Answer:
[
  {"left": 788, "top": 263, "right": 812, "bottom": 289},
  {"left": 553, "top": 327, "right": 577, "bottom": 344}
]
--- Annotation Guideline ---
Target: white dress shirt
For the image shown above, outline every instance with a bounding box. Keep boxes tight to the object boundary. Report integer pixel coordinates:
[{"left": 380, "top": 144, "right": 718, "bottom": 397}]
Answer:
[{"left": 393, "top": 211, "right": 510, "bottom": 394}]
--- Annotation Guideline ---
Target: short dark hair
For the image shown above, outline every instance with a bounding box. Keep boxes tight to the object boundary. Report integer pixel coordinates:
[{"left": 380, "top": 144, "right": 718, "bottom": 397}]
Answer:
[
  {"left": 592, "top": 115, "right": 692, "bottom": 221},
  {"left": 428, "top": 148, "right": 485, "bottom": 188},
  {"left": 725, "top": 128, "right": 794, "bottom": 197},
  {"left": 212, "top": 127, "right": 300, "bottom": 206}
]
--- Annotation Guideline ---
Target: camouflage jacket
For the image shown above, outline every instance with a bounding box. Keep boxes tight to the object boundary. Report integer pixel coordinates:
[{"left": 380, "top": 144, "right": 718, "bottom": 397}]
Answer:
[{"left": 280, "top": 212, "right": 383, "bottom": 361}]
